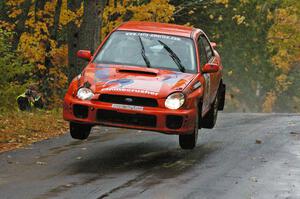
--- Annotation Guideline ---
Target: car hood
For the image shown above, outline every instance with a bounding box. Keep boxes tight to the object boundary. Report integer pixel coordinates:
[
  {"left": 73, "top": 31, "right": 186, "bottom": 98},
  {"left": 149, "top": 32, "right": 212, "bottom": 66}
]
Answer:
[{"left": 79, "top": 64, "right": 196, "bottom": 98}]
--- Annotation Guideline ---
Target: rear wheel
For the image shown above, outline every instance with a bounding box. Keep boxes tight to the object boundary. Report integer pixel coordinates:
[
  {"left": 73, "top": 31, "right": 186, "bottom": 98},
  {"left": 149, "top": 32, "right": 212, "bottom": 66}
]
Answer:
[
  {"left": 70, "top": 122, "right": 92, "bottom": 140},
  {"left": 218, "top": 83, "right": 226, "bottom": 111},
  {"left": 179, "top": 112, "right": 199, "bottom": 150},
  {"left": 202, "top": 92, "right": 219, "bottom": 129}
]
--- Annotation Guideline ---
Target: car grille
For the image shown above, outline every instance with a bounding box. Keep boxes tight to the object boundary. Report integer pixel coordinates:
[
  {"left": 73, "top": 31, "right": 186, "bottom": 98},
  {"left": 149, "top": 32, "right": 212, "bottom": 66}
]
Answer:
[
  {"left": 99, "top": 94, "right": 158, "bottom": 107},
  {"left": 97, "top": 109, "right": 157, "bottom": 127}
]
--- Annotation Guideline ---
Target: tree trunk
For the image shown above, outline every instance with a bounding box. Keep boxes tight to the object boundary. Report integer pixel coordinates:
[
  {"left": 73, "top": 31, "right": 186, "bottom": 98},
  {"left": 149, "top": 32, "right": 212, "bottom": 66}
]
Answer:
[
  {"left": 45, "top": 0, "right": 63, "bottom": 69},
  {"left": 51, "top": 0, "right": 63, "bottom": 41},
  {"left": 79, "top": 0, "right": 106, "bottom": 52},
  {"left": 11, "top": 0, "right": 32, "bottom": 50},
  {"left": 67, "top": 0, "right": 83, "bottom": 80},
  {"left": 42, "top": 0, "right": 63, "bottom": 104},
  {"left": 67, "top": 0, "right": 107, "bottom": 80}
]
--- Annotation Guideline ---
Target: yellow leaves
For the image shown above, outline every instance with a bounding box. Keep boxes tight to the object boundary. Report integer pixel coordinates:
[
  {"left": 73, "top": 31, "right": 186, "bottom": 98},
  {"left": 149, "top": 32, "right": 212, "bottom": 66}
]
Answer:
[
  {"left": 8, "top": 8, "right": 22, "bottom": 18},
  {"left": 215, "top": 0, "right": 229, "bottom": 3},
  {"left": 239, "top": 0, "right": 249, "bottom": 4},
  {"left": 274, "top": 7, "right": 298, "bottom": 24},
  {"left": 267, "top": 4, "right": 300, "bottom": 75},
  {"left": 132, "top": 0, "right": 175, "bottom": 22},
  {"left": 102, "top": 0, "right": 175, "bottom": 38},
  {"left": 275, "top": 74, "right": 292, "bottom": 93},
  {"left": 5, "top": 0, "right": 24, "bottom": 19},
  {"left": 26, "top": 12, "right": 51, "bottom": 40},
  {"left": 19, "top": 33, "right": 46, "bottom": 64},
  {"left": 232, "top": 15, "right": 245, "bottom": 25},
  {"left": 60, "top": 0, "right": 83, "bottom": 26},
  {"left": 215, "top": 0, "right": 229, "bottom": 7},
  {"left": 47, "top": 66, "right": 68, "bottom": 105},
  {"left": 44, "top": 1, "right": 56, "bottom": 15},
  {"left": 0, "top": 20, "right": 16, "bottom": 31},
  {"left": 267, "top": 10, "right": 273, "bottom": 21},
  {"left": 262, "top": 91, "right": 276, "bottom": 113},
  {"left": 263, "top": 74, "right": 292, "bottom": 112},
  {"left": 1, "top": 1, "right": 85, "bottom": 107},
  {"left": 5, "top": 0, "right": 25, "bottom": 7},
  {"left": 49, "top": 67, "right": 68, "bottom": 87},
  {"left": 0, "top": 109, "right": 68, "bottom": 153},
  {"left": 50, "top": 44, "right": 68, "bottom": 67},
  {"left": 265, "top": 2, "right": 300, "bottom": 111},
  {"left": 37, "top": 64, "right": 47, "bottom": 70}
]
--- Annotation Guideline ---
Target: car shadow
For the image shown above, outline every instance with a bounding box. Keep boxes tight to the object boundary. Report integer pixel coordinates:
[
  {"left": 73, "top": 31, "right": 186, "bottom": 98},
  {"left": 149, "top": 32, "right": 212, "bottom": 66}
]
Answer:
[
  {"left": 69, "top": 139, "right": 220, "bottom": 181},
  {"left": 41, "top": 135, "right": 220, "bottom": 198}
]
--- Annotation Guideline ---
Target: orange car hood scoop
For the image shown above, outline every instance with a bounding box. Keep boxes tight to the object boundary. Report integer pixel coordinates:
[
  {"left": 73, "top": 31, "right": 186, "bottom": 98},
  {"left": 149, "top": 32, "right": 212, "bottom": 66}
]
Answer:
[{"left": 117, "top": 68, "right": 158, "bottom": 76}]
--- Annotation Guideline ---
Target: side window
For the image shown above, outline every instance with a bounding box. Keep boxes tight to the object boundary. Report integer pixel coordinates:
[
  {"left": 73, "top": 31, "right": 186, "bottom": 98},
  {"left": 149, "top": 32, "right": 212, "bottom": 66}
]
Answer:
[
  {"left": 197, "top": 38, "right": 207, "bottom": 68},
  {"left": 200, "top": 35, "right": 214, "bottom": 61}
]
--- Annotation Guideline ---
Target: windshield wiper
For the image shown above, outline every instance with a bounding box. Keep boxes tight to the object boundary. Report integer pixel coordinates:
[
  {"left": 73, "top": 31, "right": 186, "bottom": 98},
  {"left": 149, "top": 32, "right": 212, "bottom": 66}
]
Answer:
[
  {"left": 157, "top": 40, "right": 185, "bottom": 72},
  {"left": 138, "top": 36, "right": 151, "bottom": 68}
]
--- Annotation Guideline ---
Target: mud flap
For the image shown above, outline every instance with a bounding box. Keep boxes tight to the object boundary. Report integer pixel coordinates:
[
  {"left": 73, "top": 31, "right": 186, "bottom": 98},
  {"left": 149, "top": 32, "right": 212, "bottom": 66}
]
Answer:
[{"left": 218, "top": 83, "right": 226, "bottom": 111}]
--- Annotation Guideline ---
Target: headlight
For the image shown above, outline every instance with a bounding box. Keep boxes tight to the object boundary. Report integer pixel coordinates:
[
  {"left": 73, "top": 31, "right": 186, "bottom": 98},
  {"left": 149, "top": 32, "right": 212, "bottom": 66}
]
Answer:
[
  {"left": 165, "top": 92, "right": 185, "bottom": 110},
  {"left": 77, "top": 88, "right": 94, "bottom": 100}
]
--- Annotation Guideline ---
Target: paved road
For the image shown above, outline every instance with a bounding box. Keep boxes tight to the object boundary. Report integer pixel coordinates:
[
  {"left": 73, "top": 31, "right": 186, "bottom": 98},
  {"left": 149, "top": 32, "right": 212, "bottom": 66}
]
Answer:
[{"left": 1, "top": 113, "right": 300, "bottom": 199}]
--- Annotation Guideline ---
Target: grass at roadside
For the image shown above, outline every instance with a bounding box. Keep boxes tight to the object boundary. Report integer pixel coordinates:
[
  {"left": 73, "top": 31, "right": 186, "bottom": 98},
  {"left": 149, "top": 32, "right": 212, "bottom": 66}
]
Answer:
[{"left": 0, "top": 109, "right": 68, "bottom": 153}]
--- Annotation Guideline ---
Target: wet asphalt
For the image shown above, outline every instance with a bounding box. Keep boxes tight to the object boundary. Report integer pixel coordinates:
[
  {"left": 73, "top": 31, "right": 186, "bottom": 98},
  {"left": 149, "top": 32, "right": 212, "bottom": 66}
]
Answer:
[{"left": 0, "top": 113, "right": 300, "bottom": 199}]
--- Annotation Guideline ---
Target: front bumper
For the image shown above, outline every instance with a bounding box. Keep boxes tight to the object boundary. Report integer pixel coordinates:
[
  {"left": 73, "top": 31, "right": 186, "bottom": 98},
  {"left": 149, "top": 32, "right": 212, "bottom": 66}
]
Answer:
[{"left": 63, "top": 94, "right": 197, "bottom": 135}]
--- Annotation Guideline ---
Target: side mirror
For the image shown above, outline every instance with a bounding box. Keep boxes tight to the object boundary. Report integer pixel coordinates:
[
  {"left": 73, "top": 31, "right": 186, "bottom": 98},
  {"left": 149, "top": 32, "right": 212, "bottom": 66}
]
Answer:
[
  {"left": 202, "top": 63, "right": 219, "bottom": 73},
  {"left": 210, "top": 42, "right": 217, "bottom": 48},
  {"left": 77, "top": 50, "right": 92, "bottom": 61}
]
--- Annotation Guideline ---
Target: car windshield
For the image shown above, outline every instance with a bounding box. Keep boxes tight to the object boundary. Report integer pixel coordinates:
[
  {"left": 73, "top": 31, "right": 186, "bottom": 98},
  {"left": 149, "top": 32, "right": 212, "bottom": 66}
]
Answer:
[{"left": 93, "top": 31, "right": 197, "bottom": 73}]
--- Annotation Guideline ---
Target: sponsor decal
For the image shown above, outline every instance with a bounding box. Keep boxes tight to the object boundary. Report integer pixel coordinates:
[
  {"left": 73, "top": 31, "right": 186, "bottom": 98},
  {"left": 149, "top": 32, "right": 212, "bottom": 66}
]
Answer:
[
  {"left": 162, "top": 73, "right": 189, "bottom": 87},
  {"left": 95, "top": 68, "right": 110, "bottom": 82},
  {"left": 104, "top": 78, "right": 134, "bottom": 87},
  {"left": 102, "top": 87, "right": 159, "bottom": 96},
  {"left": 112, "top": 104, "right": 144, "bottom": 111},
  {"left": 162, "top": 74, "right": 179, "bottom": 84},
  {"left": 96, "top": 65, "right": 110, "bottom": 68},
  {"left": 125, "top": 32, "right": 181, "bottom": 41}
]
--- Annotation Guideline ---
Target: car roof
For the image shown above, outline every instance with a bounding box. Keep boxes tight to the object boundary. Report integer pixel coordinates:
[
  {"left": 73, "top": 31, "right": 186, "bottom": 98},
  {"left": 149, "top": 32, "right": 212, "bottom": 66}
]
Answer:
[{"left": 117, "top": 21, "right": 196, "bottom": 38}]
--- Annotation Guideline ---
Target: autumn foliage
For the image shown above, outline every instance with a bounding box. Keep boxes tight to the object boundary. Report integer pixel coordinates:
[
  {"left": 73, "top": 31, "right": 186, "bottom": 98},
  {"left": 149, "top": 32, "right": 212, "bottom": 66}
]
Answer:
[{"left": 0, "top": 0, "right": 299, "bottom": 112}]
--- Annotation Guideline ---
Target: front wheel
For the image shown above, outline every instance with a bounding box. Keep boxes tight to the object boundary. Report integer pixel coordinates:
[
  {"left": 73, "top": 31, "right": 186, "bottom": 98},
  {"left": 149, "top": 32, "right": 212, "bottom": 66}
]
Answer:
[
  {"left": 202, "top": 92, "right": 219, "bottom": 129},
  {"left": 179, "top": 112, "right": 199, "bottom": 150},
  {"left": 70, "top": 122, "right": 92, "bottom": 140}
]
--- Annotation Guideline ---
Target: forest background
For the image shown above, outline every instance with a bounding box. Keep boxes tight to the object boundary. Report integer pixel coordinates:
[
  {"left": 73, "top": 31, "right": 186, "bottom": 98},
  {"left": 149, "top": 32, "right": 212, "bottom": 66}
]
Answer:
[{"left": 0, "top": 0, "right": 299, "bottom": 150}]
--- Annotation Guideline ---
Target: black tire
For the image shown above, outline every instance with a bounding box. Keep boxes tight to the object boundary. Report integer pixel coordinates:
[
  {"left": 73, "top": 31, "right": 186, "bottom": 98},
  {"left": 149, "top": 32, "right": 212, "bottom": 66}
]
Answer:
[
  {"left": 218, "top": 83, "right": 226, "bottom": 111},
  {"left": 202, "top": 92, "right": 219, "bottom": 129},
  {"left": 179, "top": 111, "right": 199, "bottom": 150},
  {"left": 70, "top": 122, "right": 91, "bottom": 140}
]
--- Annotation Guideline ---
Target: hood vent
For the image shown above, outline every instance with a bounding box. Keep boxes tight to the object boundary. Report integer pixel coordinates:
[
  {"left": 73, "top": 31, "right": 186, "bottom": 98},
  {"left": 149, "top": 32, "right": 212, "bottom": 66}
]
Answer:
[{"left": 117, "top": 69, "right": 158, "bottom": 76}]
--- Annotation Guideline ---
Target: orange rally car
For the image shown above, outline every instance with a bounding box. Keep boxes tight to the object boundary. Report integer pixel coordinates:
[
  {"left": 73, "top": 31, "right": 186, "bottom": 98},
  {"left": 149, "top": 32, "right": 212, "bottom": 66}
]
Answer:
[{"left": 63, "top": 21, "right": 226, "bottom": 149}]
